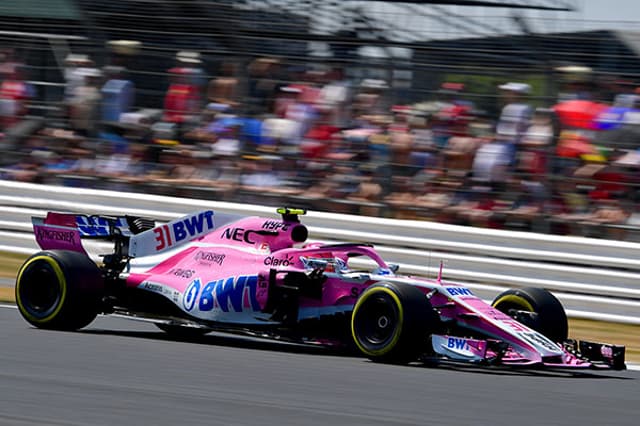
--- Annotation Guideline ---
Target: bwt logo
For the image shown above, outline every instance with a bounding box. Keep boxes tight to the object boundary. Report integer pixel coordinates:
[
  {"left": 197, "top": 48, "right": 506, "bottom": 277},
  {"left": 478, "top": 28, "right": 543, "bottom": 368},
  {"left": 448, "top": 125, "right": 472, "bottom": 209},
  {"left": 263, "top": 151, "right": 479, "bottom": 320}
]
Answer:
[
  {"left": 155, "top": 211, "right": 215, "bottom": 251},
  {"left": 183, "top": 279, "right": 201, "bottom": 311},
  {"left": 445, "top": 287, "right": 474, "bottom": 297},
  {"left": 447, "top": 337, "right": 470, "bottom": 351},
  {"left": 184, "top": 275, "right": 261, "bottom": 313}
]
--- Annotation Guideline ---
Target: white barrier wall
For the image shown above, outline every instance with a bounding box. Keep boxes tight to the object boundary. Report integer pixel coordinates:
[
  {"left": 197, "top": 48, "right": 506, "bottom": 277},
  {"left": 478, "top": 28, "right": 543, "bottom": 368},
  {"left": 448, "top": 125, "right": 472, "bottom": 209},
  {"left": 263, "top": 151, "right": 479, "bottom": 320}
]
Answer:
[{"left": 1, "top": 180, "right": 639, "bottom": 324}]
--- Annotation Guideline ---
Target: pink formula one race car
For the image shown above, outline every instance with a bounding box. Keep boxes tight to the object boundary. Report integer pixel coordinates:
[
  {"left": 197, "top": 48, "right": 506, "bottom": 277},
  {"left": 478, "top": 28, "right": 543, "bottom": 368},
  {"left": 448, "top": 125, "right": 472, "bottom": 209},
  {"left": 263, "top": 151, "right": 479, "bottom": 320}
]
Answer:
[{"left": 15, "top": 207, "right": 625, "bottom": 369}]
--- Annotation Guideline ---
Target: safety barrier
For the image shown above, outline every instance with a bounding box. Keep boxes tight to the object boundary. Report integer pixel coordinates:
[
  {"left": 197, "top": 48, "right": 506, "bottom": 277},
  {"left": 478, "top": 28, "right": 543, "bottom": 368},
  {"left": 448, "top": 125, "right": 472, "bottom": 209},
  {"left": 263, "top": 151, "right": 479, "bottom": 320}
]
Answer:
[{"left": 0, "top": 180, "right": 639, "bottom": 324}]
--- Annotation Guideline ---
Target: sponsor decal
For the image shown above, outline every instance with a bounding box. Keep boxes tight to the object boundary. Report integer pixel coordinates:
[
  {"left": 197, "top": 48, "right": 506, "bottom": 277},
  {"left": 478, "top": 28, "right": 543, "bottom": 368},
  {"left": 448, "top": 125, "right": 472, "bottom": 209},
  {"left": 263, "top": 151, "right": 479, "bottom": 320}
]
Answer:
[
  {"left": 447, "top": 337, "right": 470, "bottom": 351},
  {"left": 155, "top": 211, "right": 215, "bottom": 251},
  {"left": 142, "top": 282, "right": 164, "bottom": 293},
  {"left": 261, "top": 220, "right": 290, "bottom": 232},
  {"left": 36, "top": 228, "right": 76, "bottom": 243},
  {"left": 432, "top": 335, "right": 487, "bottom": 360},
  {"left": 220, "top": 227, "right": 260, "bottom": 244},
  {"left": 169, "top": 268, "right": 195, "bottom": 279},
  {"left": 183, "top": 279, "right": 201, "bottom": 312},
  {"left": 601, "top": 345, "right": 613, "bottom": 359},
  {"left": 264, "top": 255, "right": 294, "bottom": 267},
  {"left": 193, "top": 275, "right": 260, "bottom": 313},
  {"left": 194, "top": 251, "right": 226, "bottom": 266},
  {"left": 76, "top": 215, "right": 130, "bottom": 237},
  {"left": 445, "top": 287, "right": 474, "bottom": 297}
]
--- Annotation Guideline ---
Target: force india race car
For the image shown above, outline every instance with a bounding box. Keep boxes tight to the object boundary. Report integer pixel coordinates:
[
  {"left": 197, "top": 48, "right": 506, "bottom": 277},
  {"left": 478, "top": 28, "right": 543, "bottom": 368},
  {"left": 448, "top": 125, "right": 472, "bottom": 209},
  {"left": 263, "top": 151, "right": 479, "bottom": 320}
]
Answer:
[{"left": 15, "top": 207, "right": 625, "bottom": 369}]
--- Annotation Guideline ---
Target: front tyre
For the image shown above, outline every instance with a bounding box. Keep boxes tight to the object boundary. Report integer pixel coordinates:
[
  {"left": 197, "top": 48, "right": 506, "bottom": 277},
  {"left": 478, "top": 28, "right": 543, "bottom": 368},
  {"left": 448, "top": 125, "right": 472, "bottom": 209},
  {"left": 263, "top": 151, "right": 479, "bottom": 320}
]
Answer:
[
  {"left": 15, "top": 250, "right": 104, "bottom": 330},
  {"left": 492, "top": 287, "right": 568, "bottom": 343},
  {"left": 351, "top": 282, "right": 439, "bottom": 364}
]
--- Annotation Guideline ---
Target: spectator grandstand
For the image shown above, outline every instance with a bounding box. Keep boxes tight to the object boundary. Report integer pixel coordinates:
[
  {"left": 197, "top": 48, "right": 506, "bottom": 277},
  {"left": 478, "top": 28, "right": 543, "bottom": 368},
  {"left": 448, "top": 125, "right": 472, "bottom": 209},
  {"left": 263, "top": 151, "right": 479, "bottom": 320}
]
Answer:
[{"left": 3, "top": 0, "right": 640, "bottom": 240}]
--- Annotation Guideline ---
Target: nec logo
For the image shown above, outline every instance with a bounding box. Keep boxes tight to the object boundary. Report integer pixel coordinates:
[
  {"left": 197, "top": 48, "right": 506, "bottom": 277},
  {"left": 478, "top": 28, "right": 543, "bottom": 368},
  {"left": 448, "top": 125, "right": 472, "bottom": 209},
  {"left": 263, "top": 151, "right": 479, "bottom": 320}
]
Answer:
[
  {"left": 445, "top": 287, "right": 474, "bottom": 297},
  {"left": 155, "top": 211, "right": 215, "bottom": 251},
  {"left": 221, "top": 227, "right": 259, "bottom": 244}
]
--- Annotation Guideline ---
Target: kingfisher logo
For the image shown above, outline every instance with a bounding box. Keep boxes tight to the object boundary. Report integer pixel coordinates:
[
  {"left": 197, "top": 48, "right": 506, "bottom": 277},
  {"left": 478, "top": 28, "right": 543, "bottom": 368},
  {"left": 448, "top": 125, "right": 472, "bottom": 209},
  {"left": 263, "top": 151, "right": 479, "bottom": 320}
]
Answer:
[
  {"left": 195, "top": 251, "right": 226, "bottom": 266},
  {"left": 155, "top": 211, "right": 215, "bottom": 251}
]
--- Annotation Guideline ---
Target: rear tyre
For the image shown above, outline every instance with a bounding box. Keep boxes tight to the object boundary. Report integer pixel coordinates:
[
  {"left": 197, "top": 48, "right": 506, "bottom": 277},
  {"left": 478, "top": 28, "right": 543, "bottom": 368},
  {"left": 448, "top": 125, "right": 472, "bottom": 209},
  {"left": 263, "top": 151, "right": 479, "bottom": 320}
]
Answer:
[
  {"left": 492, "top": 287, "right": 568, "bottom": 343},
  {"left": 351, "top": 282, "right": 440, "bottom": 364},
  {"left": 15, "top": 250, "right": 104, "bottom": 330}
]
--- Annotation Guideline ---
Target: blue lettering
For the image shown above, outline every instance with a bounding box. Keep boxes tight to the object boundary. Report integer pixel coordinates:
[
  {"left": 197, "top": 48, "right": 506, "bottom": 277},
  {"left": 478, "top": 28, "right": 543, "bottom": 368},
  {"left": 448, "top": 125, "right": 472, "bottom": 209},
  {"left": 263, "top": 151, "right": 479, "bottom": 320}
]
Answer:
[
  {"left": 215, "top": 276, "right": 245, "bottom": 312},
  {"left": 184, "top": 279, "right": 201, "bottom": 311},
  {"left": 173, "top": 221, "right": 187, "bottom": 242},
  {"left": 198, "top": 280, "right": 219, "bottom": 311},
  {"left": 446, "top": 287, "right": 473, "bottom": 296},
  {"left": 244, "top": 276, "right": 260, "bottom": 311},
  {"left": 193, "top": 275, "right": 261, "bottom": 313},
  {"left": 184, "top": 213, "right": 205, "bottom": 235},
  {"left": 447, "top": 337, "right": 468, "bottom": 350},
  {"left": 204, "top": 211, "right": 214, "bottom": 230}
]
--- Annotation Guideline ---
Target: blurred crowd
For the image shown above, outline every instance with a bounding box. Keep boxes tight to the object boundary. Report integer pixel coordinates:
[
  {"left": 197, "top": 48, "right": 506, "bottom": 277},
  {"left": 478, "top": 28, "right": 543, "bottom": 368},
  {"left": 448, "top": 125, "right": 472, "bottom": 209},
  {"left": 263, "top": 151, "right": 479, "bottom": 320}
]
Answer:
[{"left": 2, "top": 49, "right": 640, "bottom": 240}]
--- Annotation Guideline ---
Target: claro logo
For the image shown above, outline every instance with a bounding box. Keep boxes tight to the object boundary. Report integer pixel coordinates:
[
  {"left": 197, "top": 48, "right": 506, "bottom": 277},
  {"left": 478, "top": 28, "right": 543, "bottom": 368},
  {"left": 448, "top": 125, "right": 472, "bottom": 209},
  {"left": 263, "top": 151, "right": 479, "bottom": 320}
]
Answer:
[{"left": 264, "top": 255, "right": 294, "bottom": 267}]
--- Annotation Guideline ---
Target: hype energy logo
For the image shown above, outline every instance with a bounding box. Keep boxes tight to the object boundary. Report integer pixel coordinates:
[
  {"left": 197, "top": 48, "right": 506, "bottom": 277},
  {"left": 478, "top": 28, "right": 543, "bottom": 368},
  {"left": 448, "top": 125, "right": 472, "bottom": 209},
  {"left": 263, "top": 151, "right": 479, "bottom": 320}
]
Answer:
[{"left": 182, "top": 275, "right": 260, "bottom": 313}]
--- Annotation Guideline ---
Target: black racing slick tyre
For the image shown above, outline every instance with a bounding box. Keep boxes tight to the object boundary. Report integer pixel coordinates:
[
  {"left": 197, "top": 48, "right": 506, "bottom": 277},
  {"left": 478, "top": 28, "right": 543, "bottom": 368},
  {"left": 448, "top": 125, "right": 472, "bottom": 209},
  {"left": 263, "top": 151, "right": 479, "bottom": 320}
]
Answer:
[
  {"left": 351, "top": 282, "right": 440, "bottom": 364},
  {"left": 492, "top": 287, "right": 568, "bottom": 343},
  {"left": 15, "top": 250, "right": 104, "bottom": 330}
]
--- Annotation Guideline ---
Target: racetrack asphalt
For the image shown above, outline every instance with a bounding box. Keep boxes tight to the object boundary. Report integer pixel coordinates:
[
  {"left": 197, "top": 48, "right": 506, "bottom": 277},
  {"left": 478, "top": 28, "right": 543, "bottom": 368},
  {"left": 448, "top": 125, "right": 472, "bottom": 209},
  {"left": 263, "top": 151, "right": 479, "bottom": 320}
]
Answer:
[{"left": 1, "top": 305, "right": 638, "bottom": 426}]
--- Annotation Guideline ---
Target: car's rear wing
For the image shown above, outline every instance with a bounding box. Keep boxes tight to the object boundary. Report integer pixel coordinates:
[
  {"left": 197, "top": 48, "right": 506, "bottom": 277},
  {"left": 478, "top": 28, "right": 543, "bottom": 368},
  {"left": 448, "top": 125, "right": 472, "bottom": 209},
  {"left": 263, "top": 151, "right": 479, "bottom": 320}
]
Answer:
[
  {"left": 33, "top": 209, "right": 217, "bottom": 259},
  {"left": 32, "top": 212, "right": 154, "bottom": 254}
]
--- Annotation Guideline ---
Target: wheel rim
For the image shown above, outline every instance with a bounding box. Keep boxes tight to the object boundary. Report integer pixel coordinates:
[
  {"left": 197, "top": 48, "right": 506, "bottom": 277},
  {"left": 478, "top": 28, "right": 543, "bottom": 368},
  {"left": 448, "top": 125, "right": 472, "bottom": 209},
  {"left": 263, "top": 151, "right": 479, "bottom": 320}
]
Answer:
[
  {"left": 354, "top": 292, "right": 400, "bottom": 349},
  {"left": 18, "top": 260, "right": 63, "bottom": 319}
]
